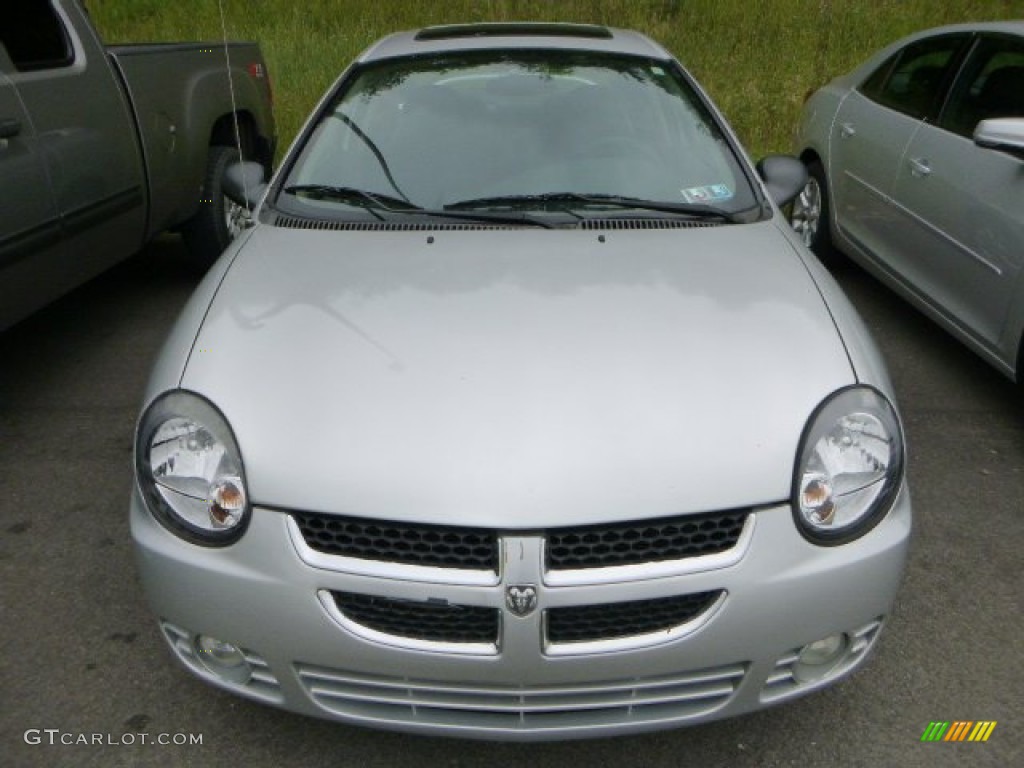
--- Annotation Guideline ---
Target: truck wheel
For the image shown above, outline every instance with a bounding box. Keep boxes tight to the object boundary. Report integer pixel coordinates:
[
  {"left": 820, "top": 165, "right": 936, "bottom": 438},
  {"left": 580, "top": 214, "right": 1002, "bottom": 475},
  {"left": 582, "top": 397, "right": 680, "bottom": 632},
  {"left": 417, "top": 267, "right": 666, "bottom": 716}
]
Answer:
[{"left": 182, "top": 145, "right": 249, "bottom": 271}]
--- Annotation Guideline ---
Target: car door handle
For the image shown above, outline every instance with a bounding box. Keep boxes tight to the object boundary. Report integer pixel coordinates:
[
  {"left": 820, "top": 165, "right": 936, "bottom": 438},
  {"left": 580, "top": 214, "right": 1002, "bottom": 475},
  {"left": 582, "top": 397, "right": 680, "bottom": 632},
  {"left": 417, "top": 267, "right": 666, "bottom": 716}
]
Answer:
[
  {"left": 839, "top": 122, "right": 856, "bottom": 139},
  {"left": 908, "top": 157, "right": 931, "bottom": 178},
  {"left": 0, "top": 118, "right": 21, "bottom": 139}
]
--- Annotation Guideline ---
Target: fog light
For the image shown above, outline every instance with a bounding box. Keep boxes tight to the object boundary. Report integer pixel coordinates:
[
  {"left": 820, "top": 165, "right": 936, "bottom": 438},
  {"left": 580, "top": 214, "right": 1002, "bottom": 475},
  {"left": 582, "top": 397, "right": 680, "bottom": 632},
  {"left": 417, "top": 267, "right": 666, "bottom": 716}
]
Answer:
[
  {"left": 194, "top": 634, "right": 251, "bottom": 684},
  {"left": 794, "top": 633, "right": 848, "bottom": 681}
]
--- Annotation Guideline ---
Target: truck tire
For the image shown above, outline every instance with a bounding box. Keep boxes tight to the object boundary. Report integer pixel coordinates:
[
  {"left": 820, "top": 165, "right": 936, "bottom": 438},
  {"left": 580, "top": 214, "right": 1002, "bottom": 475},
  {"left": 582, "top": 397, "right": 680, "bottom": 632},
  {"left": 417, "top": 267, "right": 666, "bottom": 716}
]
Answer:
[{"left": 182, "top": 145, "right": 249, "bottom": 271}]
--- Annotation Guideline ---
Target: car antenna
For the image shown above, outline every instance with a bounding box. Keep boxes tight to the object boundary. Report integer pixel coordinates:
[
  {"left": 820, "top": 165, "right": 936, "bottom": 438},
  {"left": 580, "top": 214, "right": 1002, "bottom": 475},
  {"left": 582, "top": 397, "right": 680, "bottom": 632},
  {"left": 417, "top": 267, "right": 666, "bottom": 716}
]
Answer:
[{"left": 217, "top": 0, "right": 250, "bottom": 218}]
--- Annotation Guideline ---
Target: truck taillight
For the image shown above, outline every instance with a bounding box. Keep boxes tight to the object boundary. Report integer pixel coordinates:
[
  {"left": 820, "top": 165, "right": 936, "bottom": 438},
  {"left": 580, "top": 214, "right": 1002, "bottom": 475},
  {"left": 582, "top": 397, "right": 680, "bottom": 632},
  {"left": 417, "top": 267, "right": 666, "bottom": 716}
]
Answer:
[{"left": 247, "top": 62, "right": 272, "bottom": 105}]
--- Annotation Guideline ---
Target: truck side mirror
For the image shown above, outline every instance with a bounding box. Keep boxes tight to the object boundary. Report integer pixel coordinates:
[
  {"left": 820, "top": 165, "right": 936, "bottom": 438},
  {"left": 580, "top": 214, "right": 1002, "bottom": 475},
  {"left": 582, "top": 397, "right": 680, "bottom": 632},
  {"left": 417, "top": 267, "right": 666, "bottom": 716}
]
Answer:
[{"left": 223, "top": 161, "right": 267, "bottom": 210}]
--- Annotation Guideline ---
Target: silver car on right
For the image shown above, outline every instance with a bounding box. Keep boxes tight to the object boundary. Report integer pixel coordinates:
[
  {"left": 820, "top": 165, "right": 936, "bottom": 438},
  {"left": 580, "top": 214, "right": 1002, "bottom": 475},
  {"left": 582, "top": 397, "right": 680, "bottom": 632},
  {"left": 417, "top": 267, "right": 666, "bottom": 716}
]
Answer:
[{"left": 791, "top": 22, "right": 1024, "bottom": 382}]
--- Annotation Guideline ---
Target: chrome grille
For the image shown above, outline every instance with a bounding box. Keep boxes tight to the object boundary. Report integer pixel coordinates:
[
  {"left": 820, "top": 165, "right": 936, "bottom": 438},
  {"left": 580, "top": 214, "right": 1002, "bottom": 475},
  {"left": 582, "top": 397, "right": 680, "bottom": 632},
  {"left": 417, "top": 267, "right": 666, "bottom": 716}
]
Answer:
[
  {"left": 546, "top": 510, "right": 749, "bottom": 570},
  {"left": 296, "top": 662, "right": 747, "bottom": 732},
  {"left": 292, "top": 511, "right": 498, "bottom": 571},
  {"left": 291, "top": 510, "right": 747, "bottom": 572},
  {"left": 332, "top": 592, "right": 499, "bottom": 644},
  {"left": 547, "top": 591, "right": 722, "bottom": 644}
]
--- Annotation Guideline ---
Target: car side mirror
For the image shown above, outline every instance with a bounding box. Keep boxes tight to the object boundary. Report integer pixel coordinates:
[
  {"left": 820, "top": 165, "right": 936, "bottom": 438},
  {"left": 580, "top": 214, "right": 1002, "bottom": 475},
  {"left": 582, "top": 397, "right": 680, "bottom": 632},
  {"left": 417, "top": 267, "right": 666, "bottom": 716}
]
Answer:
[
  {"left": 756, "top": 155, "right": 808, "bottom": 208},
  {"left": 973, "top": 118, "right": 1024, "bottom": 160},
  {"left": 223, "top": 161, "right": 268, "bottom": 210}
]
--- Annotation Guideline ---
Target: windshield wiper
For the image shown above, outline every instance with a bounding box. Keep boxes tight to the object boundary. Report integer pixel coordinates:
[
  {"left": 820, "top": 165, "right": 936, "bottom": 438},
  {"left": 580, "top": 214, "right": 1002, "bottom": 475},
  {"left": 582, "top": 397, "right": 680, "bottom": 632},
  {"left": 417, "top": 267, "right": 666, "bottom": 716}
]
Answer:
[
  {"left": 446, "top": 192, "right": 591, "bottom": 209},
  {"left": 332, "top": 112, "right": 414, "bottom": 205},
  {"left": 445, "top": 192, "right": 739, "bottom": 223},
  {"left": 283, "top": 185, "right": 553, "bottom": 228},
  {"left": 285, "top": 184, "right": 416, "bottom": 211}
]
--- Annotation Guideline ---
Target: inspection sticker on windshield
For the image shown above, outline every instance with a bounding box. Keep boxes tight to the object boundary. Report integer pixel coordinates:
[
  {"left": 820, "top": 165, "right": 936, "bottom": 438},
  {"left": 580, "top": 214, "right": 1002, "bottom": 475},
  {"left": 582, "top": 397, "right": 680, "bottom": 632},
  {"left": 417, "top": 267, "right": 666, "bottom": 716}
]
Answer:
[{"left": 681, "top": 184, "right": 732, "bottom": 203}]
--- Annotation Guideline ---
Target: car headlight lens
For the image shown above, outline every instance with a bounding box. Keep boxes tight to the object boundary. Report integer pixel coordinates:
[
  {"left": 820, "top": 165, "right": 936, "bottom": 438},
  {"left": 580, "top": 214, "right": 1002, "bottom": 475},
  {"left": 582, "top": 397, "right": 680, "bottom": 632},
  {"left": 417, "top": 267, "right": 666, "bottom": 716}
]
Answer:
[
  {"left": 135, "top": 391, "right": 250, "bottom": 545},
  {"left": 793, "top": 386, "right": 904, "bottom": 544}
]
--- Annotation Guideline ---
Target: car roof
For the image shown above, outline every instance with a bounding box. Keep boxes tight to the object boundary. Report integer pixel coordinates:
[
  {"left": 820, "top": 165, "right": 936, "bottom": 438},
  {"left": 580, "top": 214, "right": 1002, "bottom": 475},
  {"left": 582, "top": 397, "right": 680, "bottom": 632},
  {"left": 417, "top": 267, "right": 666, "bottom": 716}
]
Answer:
[
  {"left": 908, "top": 19, "right": 1024, "bottom": 37},
  {"left": 891, "top": 20, "right": 1024, "bottom": 49},
  {"left": 358, "top": 23, "right": 673, "bottom": 63},
  {"left": 844, "top": 20, "right": 1024, "bottom": 82}
]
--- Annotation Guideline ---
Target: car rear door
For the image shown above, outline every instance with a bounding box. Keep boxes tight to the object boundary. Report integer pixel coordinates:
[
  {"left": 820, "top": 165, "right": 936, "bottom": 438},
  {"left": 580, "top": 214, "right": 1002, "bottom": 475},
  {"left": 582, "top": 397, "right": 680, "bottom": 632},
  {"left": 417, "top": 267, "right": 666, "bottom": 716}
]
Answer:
[
  {"left": 830, "top": 34, "right": 971, "bottom": 267},
  {"left": 0, "top": 44, "right": 67, "bottom": 330},
  {"left": 888, "top": 33, "right": 1024, "bottom": 357}
]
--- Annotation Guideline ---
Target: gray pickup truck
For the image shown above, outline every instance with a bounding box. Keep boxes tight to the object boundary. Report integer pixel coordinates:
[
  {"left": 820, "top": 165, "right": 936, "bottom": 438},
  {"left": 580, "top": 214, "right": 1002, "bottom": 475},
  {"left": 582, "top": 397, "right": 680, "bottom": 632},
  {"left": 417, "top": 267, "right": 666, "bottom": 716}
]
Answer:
[{"left": 0, "top": 0, "right": 275, "bottom": 330}]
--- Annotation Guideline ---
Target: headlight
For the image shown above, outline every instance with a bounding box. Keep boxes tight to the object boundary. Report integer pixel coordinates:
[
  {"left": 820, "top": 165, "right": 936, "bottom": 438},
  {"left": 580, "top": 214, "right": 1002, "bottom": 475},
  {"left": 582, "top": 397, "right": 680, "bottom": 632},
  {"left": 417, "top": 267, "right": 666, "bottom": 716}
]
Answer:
[
  {"left": 793, "top": 386, "right": 904, "bottom": 545},
  {"left": 135, "top": 391, "right": 250, "bottom": 546}
]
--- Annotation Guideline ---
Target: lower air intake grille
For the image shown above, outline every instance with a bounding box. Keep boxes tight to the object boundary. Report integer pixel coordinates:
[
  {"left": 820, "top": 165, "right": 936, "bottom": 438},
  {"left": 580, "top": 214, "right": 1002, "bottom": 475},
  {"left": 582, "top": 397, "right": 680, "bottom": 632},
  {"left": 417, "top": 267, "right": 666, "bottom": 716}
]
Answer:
[
  {"left": 296, "top": 661, "right": 747, "bottom": 732},
  {"left": 547, "top": 591, "right": 722, "bottom": 644},
  {"left": 546, "top": 510, "right": 748, "bottom": 570},
  {"left": 293, "top": 511, "right": 498, "bottom": 571},
  {"left": 333, "top": 592, "right": 499, "bottom": 644}
]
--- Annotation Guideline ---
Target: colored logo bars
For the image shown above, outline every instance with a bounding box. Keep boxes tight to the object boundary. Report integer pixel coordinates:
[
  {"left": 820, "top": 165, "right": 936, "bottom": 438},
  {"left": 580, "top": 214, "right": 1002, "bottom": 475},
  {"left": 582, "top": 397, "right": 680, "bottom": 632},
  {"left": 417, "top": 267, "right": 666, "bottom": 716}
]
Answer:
[{"left": 920, "top": 721, "right": 997, "bottom": 742}]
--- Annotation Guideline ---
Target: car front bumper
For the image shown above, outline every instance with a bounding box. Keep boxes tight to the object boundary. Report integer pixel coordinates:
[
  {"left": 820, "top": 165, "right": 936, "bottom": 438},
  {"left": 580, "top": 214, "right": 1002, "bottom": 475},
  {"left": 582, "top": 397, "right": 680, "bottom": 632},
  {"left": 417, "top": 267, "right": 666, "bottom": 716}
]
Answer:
[{"left": 130, "top": 486, "right": 911, "bottom": 741}]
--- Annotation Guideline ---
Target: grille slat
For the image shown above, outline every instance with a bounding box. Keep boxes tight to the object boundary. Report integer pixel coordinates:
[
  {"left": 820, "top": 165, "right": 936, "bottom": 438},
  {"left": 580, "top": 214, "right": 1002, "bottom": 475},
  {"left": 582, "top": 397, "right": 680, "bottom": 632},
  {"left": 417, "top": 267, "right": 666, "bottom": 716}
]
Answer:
[
  {"left": 547, "top": 591, "right": 722, "bottom": 644},
  {"left": 333, "top": 592, "right": 499, "bottom": 644},
  {"left": 546, "top": 511, "right": 748, "bottom": 570},
  {"left": 297, "top": 662, "right": 746, "bottom": 730},
  {"left": 293, "top": 512, "right": 498, "bottom": 571}
]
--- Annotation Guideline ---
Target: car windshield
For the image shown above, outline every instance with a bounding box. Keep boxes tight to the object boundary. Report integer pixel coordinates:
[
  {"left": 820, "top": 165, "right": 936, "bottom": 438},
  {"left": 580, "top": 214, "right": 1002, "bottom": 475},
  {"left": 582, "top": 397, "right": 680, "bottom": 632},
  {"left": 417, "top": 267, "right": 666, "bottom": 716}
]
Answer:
[{"left": 281, "top": 49, "right": 759, "bottom": 220}]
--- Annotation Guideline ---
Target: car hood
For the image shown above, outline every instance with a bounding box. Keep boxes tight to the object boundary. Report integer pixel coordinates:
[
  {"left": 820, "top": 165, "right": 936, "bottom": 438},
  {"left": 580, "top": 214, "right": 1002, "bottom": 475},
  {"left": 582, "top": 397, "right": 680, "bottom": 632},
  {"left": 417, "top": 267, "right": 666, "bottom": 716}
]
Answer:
[{"left": 181, "top": 222, "right": 854, "bottom": 528}]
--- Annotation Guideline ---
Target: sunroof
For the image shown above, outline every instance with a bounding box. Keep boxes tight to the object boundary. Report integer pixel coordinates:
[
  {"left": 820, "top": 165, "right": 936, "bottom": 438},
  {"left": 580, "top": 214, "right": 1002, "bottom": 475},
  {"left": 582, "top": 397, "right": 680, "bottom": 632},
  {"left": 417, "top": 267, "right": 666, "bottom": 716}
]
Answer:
[{"left": 415, "top": 23, "right": 614, "bottom": 42}]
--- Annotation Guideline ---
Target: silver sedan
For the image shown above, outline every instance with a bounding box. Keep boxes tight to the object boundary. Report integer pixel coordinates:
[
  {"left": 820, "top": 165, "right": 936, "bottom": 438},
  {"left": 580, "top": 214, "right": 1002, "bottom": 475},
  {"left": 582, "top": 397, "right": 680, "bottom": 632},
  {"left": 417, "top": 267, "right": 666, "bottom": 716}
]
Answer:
[
  {"left": 131, "top": 23, "right": 910, "bottom": 741},
  {"left": 791, "top": 22, "right": 1024, "bottom": 382}
]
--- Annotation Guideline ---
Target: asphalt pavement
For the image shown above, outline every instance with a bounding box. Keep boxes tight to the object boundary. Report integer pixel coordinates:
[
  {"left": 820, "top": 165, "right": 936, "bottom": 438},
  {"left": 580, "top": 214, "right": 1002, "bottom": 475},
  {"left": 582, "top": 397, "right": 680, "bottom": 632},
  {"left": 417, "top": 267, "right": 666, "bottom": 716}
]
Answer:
[{"left": 0, "top": 235, "right": 1020, "bottom": 767}]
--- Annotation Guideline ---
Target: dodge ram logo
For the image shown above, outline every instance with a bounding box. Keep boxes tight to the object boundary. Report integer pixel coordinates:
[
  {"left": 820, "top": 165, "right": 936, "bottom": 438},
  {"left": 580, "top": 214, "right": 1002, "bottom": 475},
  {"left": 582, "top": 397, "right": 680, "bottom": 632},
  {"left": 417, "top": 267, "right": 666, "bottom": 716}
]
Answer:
[{"left": 505, "top": 585, "right": 538, "bottom": 617}]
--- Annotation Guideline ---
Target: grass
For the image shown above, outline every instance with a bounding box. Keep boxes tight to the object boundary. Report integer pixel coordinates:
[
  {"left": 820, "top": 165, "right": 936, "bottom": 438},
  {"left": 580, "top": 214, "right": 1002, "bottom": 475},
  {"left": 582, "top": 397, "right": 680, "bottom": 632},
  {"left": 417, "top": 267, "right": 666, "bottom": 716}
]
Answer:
[{"left": 88, "top": 0, "right": 1023, "bottom": 160}]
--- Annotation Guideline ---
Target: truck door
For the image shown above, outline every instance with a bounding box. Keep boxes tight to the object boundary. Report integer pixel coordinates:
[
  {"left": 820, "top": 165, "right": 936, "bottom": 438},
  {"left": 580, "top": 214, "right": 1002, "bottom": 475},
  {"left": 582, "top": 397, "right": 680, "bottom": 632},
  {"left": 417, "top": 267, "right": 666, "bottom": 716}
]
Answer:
[
  {"left": 0, "top": 45, "right": 68, "bottom": 330},
  {"left": 1, "top": 0, "right": 146, "bottom": 284}
]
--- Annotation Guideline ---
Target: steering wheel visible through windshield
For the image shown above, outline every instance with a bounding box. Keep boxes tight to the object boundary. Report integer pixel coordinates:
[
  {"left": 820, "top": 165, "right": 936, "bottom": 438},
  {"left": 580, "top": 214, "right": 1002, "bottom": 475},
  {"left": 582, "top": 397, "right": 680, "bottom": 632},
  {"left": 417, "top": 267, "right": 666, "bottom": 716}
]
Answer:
[{"left": 280, "top": 49, "right": 759, "bottom": 221}]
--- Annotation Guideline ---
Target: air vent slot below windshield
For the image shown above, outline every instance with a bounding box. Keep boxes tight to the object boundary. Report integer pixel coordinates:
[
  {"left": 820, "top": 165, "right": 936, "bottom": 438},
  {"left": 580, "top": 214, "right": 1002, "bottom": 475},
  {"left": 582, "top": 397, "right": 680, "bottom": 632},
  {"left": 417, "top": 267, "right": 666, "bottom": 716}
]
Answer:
[{"left": 271, "top": 215, "right": 722, "bottom": 232}]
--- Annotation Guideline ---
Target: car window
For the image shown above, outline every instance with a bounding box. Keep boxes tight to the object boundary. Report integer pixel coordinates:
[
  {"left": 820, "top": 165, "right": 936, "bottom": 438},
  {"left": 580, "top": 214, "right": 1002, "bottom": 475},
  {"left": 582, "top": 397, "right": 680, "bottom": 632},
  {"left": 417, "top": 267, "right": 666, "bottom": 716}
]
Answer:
[
  {"left": 859, "top": 35, "right": 967, "bottom": 120},
  {"left": 940, "top": 36, "right": 1024, "bottom": 137},
  {"left": 283, "top": 49, "right": 758, "bottom": 216},
  {"left": 0, "top": 0, "right": 74, "bottom": 72}
]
